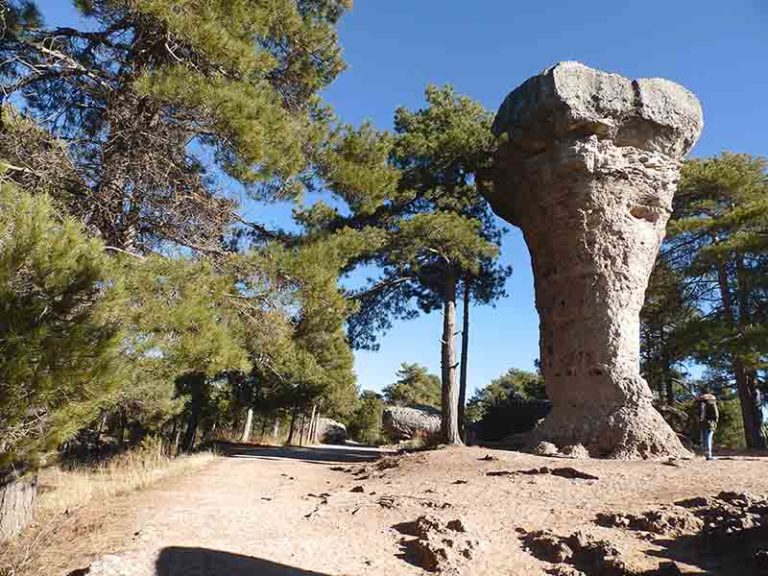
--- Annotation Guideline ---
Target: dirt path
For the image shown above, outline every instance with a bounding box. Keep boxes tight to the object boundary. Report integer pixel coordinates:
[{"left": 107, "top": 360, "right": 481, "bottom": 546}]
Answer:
[
  {"left": 16, "top": 444, "right": 768, "bottom": 576},
  {"left": 73, "top": 444, "right": 415, "bottom": 576}
]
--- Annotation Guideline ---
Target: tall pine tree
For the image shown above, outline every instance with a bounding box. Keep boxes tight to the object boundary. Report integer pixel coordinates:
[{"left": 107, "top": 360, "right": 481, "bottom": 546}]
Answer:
[{"left": 662, "top": 153, "right": 768, "bottom": 448}]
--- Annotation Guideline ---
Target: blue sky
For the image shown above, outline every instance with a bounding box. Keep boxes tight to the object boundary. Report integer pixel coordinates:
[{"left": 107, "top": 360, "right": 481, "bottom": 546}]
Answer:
[{"left": 36, "top": 1, "right": 768, "bottom": 397}]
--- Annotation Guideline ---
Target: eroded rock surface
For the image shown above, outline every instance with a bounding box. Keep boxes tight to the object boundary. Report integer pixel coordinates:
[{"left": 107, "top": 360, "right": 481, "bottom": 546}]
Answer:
[
  {"left": 314, "top": 418, "right": 347, "bottom": 444},
  {"left": 592, "top": 492, "right": 768, "bottom": 575},
  {"left": 383, "top": 405, "right": 441, "bottom": 441},
  {"left": 484, "top": 62, "right": 703, "bottom": 458},
  {"left": 393, "top": 515, "right": 479, "bottom": 574}
]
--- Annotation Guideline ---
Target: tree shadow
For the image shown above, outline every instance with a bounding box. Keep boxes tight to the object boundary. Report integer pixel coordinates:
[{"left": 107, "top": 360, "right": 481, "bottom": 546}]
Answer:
[
  {"left": 220, "top": 442, "right": 387, "bottom": 465},
  {"left": 156, "top": 546, "right": 332, "bottom": 576},
  {"left": 646, "top": 525, "right": 768, "bottom": 576}
]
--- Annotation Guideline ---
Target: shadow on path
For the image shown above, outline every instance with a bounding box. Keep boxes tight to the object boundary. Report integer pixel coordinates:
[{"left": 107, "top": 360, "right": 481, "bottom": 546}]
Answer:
[
  {"left": 156, "top": 547, "right": 331, "bottom": 576},
  {"left": 647, "top": 525, "right": 768, "bottom": 576},
  {"left": 219, "top": 442, "right": 387, "bottom": 465}
]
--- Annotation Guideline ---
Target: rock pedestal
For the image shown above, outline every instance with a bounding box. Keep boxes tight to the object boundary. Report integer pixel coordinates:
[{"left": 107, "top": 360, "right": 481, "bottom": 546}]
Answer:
[{"left": 484, "top": 62, "right": 703, "bottom": 458}]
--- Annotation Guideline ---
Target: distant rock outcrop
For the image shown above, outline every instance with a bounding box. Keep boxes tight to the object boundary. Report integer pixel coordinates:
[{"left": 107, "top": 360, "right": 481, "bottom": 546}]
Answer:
[
  {"left": 382, "top": 405, "right": 441, "bottom": 441},
  {"left": 314, "top": 418, "right": 347, "bottom": 445}
]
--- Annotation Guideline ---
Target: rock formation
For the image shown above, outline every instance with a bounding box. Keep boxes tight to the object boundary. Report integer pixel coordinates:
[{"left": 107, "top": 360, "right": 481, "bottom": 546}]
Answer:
[
  {"left": 484, "top": 62, "right": 703, "bottom": 458},
  {"left": 383, "top": 405, "right": 441, "bottom": 442},
  {"left": 314, "top": 418, "right": 348, "bottom": 444}
]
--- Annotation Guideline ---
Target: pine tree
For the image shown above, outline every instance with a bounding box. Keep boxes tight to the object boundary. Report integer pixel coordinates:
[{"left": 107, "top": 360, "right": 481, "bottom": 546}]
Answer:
[
  {"left": 347, "top": 86, "right": 509, "bottom": 444},
  {"left": 663, "top": 153, "right": 768, "bottom": 449},
  {"left": 1, "top": 0, "right": 350, "bottom": 252},
  {"left": 0, "top": 181, "right": 121, "bottom": 470},
  {"left": 347, "top": 390, "right": 384, "bottom": 445},
  {"left": 296, "top": 87, "right": 510, "bottom": 444},
  {"left": 383, "top": 363, "right": 441, "bottom": 408},
  {"left": 113, "top": 254, "right": 251, "bottom": 451}
]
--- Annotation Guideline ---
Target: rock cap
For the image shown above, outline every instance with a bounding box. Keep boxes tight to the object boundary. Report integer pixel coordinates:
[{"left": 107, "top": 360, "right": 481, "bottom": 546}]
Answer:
[{"left": 492, "top": 61, "right": 703, "bottom": 158}]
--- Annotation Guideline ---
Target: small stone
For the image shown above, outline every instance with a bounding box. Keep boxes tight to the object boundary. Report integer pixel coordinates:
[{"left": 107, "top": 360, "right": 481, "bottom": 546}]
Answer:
[
  {"left": 534, "top": 442, "right": 559, "bottom": 456},
  {"left": 561, "top": 444, "right": 590, "bottom": 459},
  {"left": 522, "top": 530, "right": 574, "bottom": 563}
]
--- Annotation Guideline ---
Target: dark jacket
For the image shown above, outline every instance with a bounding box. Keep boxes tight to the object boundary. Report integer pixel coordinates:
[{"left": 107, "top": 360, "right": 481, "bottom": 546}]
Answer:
[{"left": 699, "top": 394, "right": 719, "bottom": 431}]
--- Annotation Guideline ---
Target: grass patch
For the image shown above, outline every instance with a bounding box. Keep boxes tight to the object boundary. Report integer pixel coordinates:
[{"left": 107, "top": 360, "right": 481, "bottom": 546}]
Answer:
[{"left": 0, "top": 444, "right": 214, "bottom": 576}]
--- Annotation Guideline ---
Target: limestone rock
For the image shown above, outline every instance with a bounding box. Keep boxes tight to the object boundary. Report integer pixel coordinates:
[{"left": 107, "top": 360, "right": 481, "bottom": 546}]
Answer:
[
  {"left": 484, "top": 62, "right": 703, "bottom": 459},
  {"left": 76, "top": 554, "right": 139, "bottom": 576},
  {"left": 522, "top": 529, "right": 628, "bottom": 576},
  {"left": 533, "top": 441, "right": 559, "bottom": 456},
  {"left": 561, "top": 444, "right": 591, "bottom": 459},
  {"left": 382, "top": 405, "right": 441, "bottom": 441},
  {"left": 523, "top": 530, "right": 574, "bottom": 563},
  {"left": 393, "top": 515, "right": 479, "bottom": 574},
  {"left": 314, "top": 418, "right": 347, "bottom": 445},
  {"left": 596, "top": 506, "right": 703, "bottom": 536}
]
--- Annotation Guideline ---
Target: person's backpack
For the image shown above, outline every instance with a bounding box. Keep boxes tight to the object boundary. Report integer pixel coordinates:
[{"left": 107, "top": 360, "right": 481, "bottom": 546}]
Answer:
[{"left": 703, "top": 400, "right": 718, "bottom": 422}]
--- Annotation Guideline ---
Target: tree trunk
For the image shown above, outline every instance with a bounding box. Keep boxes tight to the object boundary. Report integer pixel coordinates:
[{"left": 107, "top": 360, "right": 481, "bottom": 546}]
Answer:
[
  {"left": 240, "top": 407, "right": 254, "bottom": 444},
  {"left": 287, "top": 404, "right": 299, "bottom": 445},
  {"left": 299, "top": 412, "right": 307, "bottom": 446},
  {"left": 458, "top": 279, "right": 471, "bottom": 440},
  {"left": 440, "top": 274, "right": 462, "bottom": 445},
  {"left": 715, "top": 258, "right": 764, "bottom": 449},
  {"left": 172, "top": 417, "right": 182, "bottom": 456},
  {"left": 272, "top": 415, "right": 281, "bottom": 440},
  {"left": 735, "top": 258, "right": 766, "bottom": 450},
  {"left": 662, "top": 351, "right": 674, "bottom": 406},
  {"left": 735, "top": 363, "right": 765, "bottom": 449},
  {"left": 181, "top": 374, "right": 205, "bottom": 453},
  {"left": 0, "top": 473, "right": 37, "bottom": 543},
  {"left": 308, "top": 404, "right": 318, "bottom": 445}
]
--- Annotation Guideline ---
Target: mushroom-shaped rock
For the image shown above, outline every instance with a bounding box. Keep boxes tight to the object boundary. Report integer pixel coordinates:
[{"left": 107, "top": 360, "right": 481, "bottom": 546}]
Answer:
[{"left": 484, "top": 62, "right": 703, "bottom": 459}]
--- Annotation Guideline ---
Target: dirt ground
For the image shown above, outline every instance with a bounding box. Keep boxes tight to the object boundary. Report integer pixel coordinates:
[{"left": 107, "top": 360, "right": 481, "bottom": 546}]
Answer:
[{"left": 5, "top": 444, "right": 768, "bottom": 576}]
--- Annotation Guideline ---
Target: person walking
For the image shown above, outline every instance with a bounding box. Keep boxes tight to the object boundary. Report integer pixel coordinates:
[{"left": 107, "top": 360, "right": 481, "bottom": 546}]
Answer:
[{"left": 698, "top": 392, "right": 719, "bottom": 461}]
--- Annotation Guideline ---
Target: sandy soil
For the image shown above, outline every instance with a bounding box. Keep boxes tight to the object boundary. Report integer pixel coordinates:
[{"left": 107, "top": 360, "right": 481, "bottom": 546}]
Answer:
[{"left": 7, "top": 444, "right": 768, "bottom": 575}]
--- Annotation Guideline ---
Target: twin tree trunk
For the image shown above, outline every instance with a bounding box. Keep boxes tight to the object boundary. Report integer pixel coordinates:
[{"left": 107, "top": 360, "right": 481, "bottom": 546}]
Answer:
[
  {"left": 441, "top": 273, "right": 462, "bottom": 445},
  {"left": 717, "top": 258, "right": 766, "bottom": 450}
]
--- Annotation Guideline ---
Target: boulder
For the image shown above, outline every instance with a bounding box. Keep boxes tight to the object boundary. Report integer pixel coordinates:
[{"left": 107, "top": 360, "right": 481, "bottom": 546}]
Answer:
[
  {"left": 382, "top": 405, "right": 441, "bottom": 441},
  {"left": 314, "top": 418, "right": 347, "bottom": 445}
]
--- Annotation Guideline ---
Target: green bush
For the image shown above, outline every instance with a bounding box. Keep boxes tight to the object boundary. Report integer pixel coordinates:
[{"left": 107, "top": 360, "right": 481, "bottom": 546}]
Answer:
[
  {"left": 347, "top": 392, "right": 384, "bottom": 445},
  {"left": 715, "top": 398, "right": 746, "bottom": 450}
]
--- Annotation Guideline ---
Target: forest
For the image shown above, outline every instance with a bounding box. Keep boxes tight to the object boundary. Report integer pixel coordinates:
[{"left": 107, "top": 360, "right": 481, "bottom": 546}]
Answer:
[{"left": 0, "top": 2, "right": 766, "bottom": 571}]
